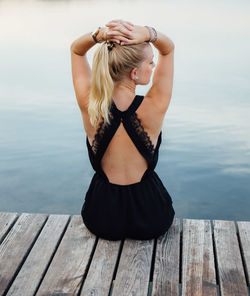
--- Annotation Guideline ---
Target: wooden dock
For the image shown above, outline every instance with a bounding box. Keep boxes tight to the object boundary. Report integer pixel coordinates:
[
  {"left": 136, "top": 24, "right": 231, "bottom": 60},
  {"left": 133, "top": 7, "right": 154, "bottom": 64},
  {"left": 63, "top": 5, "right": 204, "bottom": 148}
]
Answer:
[{"left": 0, "top": 212, "right": 249, "bottom": 296}]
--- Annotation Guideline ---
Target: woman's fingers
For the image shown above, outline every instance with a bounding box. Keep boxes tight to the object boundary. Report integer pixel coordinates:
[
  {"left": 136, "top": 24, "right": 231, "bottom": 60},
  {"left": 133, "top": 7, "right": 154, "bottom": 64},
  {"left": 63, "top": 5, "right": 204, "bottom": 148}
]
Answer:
[
  {"left": 106, "top": 28, "right": 132, "bottom": 39},
  {"left": 125, "top": 21, "right": 134, "bottom": 27},
  {"left": 120, "top": 22, "right": 134, "bottom": 31},
  {"left": 106, "top": 19, "right": 133, "bottom": 25},
  {"left": 104, "top": 20, "right": 138, "bottom": 45},
  {"left": 120, "top": 39, "right": 135, "bottom": 45},
  {"left": 106, "top": 23, "right": 134, "bottom": 32},
  {"left": 105, "top": 20, "right": 134, "bottom": 31},
  {"left": 107, "top": 34, "right": 131, "bottom": 43}
]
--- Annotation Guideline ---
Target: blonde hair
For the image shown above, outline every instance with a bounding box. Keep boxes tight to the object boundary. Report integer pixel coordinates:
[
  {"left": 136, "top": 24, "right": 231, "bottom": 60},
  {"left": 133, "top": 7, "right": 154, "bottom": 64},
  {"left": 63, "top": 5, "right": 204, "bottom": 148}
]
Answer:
[{"left": 88, "top": 41, "right": 149, "bottom": 128}]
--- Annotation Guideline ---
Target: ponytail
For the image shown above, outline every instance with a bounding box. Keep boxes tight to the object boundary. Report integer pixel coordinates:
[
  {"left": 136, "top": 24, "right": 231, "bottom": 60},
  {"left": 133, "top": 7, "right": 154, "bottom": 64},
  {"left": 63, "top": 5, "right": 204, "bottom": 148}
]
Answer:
[
  {"left": 88, "top": 43, "right": 114, "bottom": 128},
  {"left": 88, "top": 41, "right": 148, "bottom": 128}
]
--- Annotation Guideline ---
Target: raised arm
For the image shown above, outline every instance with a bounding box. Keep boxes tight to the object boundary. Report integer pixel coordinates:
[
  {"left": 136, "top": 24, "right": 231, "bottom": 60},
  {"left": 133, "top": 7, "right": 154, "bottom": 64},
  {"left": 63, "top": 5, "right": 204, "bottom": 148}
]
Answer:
[
  {"left": 70, "top": 24, "right": 133, "bottom": 113},
  {"left": 146, "top": 31, "right": 175, "bottom": 113},
  {"left": 105, "top": 21, "right": 175, "bottom": 114},
  {"left": 70, "top": 32, "right": 100, "bottom": 112}
]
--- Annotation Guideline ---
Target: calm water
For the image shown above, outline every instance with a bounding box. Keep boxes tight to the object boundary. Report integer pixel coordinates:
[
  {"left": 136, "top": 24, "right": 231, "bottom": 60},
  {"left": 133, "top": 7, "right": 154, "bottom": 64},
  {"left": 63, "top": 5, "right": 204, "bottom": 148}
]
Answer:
[{"left": 0, "top": 0, "right": 250, "bottom": 221}]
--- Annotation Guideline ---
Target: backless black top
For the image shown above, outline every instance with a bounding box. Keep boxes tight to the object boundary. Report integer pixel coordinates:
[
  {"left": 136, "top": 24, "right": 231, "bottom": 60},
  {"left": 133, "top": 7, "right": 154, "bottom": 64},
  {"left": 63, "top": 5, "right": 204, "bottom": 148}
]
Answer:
[
  {"left": 81, "top": 94, "right": 175, "bottom": 241},
  {"left": 86, "top": 95, "right": 162, "bottom": 181}
]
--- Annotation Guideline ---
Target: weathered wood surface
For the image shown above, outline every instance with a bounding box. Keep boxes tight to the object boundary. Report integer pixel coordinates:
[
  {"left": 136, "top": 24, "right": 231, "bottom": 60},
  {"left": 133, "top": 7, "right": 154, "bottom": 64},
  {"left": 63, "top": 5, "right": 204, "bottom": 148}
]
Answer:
[
  {"left": 35, "top": 215, "right": 96, "bottom": 296},
  {"left": 80, "top": 239, "right": 121, "bottom": 295},
  {"left": 0, "top": 211, "right": 249, "bottom": 296},
  {"left": 0, "top": 212, "right": 19, "bottom": 244},
  {"left": 0, "top": 213, "right": 48, "bottom": 294},
  {"left": 213, "top": 220, "right": 248, "bottom": 296},
  {"left": 6, "top": 214, "right": 70, "bottom": 296},
  {"left": 151, "top": 218, "right": 180, "bottom": 296},
  {"left": 237, "top": 221, "right": 250, "bottom": 286},
  {"left": 111, "top": 238, "right": 154, "bottom": 295},
  {"left": 182, "top": 219, "right": 217, "bottom": 296}
]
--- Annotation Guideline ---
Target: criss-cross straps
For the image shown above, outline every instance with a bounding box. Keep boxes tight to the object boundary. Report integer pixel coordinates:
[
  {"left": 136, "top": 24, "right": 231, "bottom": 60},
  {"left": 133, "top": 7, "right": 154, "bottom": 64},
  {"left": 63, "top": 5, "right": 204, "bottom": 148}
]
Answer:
[{"left": 86, "top": 95, "right": 162, "bottom": 163}]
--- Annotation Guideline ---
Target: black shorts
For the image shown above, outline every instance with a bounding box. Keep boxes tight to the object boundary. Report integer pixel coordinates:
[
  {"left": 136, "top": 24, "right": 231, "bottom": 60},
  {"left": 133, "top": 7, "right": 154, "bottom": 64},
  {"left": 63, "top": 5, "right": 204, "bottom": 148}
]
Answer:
[{"left": 81, "top": 170, "right": 175, "bottom": 241}]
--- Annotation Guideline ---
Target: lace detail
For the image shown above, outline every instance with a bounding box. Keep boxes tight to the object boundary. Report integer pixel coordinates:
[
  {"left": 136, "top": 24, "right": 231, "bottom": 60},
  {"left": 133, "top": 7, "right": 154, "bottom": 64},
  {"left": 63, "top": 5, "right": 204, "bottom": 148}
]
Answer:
[
  {"left": 91, "top": 111, "right": 114, "bottom": 154},
  {"left": 130, "top": 112, "right": 155, "bottom": 154}
]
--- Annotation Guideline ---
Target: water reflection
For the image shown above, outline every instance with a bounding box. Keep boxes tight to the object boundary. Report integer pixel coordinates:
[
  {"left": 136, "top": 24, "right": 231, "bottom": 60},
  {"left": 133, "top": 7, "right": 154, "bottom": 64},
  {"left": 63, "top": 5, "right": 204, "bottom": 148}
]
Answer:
[{"left": 0, "top": 0, "right": 249, "bottom": 220}]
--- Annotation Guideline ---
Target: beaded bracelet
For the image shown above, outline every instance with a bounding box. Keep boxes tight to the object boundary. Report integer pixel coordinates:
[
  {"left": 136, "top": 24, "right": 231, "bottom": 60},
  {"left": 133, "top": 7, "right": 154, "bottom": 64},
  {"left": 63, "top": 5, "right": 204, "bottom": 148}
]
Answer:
[
  {"left": 144, "top": 26, "right": 158, "bottom": 43},
  {"left": 151, "top": 27, "right": 157, "bottom": 42}
]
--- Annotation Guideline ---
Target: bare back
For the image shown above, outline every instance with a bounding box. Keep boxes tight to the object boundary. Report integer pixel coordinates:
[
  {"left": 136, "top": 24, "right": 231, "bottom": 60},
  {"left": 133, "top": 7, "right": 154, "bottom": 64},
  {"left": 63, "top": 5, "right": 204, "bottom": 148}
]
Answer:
[{"left": 82, "top": 94, "right": 166, "bottom": 185}]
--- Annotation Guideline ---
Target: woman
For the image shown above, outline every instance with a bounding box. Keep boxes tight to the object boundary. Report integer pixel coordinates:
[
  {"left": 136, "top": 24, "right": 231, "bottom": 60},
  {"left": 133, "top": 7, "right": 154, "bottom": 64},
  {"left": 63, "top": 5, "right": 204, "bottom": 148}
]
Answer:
[{"left": 70, "top": 19, "right": 175, "bottom": 241}]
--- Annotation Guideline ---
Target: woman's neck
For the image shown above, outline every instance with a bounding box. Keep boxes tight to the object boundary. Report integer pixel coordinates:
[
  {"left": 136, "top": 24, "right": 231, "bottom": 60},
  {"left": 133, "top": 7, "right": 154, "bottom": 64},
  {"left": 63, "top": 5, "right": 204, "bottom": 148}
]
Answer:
[{"left": 112, "top": 80, "right": 136, "bottom": 109}]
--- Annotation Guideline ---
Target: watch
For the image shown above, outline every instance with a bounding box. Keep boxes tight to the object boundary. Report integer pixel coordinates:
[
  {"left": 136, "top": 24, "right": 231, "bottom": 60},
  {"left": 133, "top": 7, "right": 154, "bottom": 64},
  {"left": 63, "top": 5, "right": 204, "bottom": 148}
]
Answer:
[{"left": 91, "top": 26, "right": 102, "bottom": 43}]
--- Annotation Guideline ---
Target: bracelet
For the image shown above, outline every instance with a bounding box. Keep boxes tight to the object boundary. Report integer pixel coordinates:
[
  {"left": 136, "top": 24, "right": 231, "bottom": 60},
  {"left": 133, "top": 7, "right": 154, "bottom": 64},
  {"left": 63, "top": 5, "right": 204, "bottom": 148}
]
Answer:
[
  {"left": 144, "top": 26, "right": 152, "bottom": 42},
  {"left": 91, "top": 26, "right": 102, "bottom": 43},
  {"left": 151, "top": 27, "right": 157, "bottom": 42},
  {"left": 144, "top": 26, "right": 157, "bottom": 43}
]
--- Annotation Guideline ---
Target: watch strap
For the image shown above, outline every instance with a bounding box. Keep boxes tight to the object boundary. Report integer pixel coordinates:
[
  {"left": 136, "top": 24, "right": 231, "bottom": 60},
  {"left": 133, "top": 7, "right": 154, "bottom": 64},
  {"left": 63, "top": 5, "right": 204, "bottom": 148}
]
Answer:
[{"left": 92, "top": 27, "right": 102, "bottom": 43}]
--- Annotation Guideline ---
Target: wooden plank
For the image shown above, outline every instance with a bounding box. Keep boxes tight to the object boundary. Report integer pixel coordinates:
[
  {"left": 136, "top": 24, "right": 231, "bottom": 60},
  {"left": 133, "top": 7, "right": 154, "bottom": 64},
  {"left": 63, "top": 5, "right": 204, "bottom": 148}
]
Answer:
[
  {"left": 182, "top": 219, "right": 217, "bottom": 296},
  {"left": 151, "top": 218, "right": 180, "bottom": 296},
  {"left": 237, "top": 221, "right": 250, "bottom": 285},
  {"left": 112, "top": 238, "right": 154, "bottom": 296},
  {"left": 36, "top": 215, "right": 97, "bottom": 296},
  {"left": 80, "top": 238, "right": 122, "bottom": 295},
  {"left": 6, "top": 214, "right": 70, "bottom": 296},
  {"left": 213, "top": 220, "right": 248, "bottom": 296},
  {"left": 0, "top": 211, "right": 248, "bottom": 295},
  {"left": 0, "top": 213, "right": 48, "bottom": 295},
  {"left": 0, "top": 212, "right": 19, "bottom": 244}
]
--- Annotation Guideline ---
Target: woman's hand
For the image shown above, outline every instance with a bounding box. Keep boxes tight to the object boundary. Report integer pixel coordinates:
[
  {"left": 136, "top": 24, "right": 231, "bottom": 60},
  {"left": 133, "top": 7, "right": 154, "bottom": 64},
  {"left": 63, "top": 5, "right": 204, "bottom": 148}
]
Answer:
[
  {"left": 105, "top": 19, "right": 150, "bottom": 45},
  {"left": 104, "top": 19, "right": 134, "bottom": 44},
  {"left": 96, "top": 20, "right": 133, "bottom": 44}
]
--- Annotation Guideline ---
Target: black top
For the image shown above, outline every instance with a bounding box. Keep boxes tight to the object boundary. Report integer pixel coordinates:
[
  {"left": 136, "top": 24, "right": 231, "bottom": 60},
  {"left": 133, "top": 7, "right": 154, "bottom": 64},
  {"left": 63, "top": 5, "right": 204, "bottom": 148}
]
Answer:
[
  {"left": 82, "top": 94, "right": 175, "bottom": 241},
  {"left": 86, "top": 95, "right": 162, "bottom": 179}
]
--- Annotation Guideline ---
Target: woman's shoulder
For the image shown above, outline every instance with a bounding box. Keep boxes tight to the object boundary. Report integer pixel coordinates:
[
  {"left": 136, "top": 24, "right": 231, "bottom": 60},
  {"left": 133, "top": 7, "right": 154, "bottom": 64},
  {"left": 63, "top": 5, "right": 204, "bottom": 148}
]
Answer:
[
  {"left": 141, "top": 95, "right": 166, "bottom": 117},
  {"left": 144, "top": 87, "right": 173, "bottom": 115},
  {"left": 136, "top": 95, "right": 166, "bottom": 133}
]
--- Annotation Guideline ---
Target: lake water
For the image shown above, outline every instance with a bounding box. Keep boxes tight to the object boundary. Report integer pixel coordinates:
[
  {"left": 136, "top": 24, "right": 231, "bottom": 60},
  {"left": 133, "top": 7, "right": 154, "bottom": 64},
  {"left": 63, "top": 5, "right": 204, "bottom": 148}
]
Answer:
[{"left": 1, "top": 0, "right": 250, "bottom": 221}]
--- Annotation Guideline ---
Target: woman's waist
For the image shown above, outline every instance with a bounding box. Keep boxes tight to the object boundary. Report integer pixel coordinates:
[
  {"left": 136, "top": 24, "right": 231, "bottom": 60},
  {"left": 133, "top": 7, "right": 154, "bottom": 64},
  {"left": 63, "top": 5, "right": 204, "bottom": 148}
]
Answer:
[{"left": 101, "top": 166, "right": 153, "bottom": 183}]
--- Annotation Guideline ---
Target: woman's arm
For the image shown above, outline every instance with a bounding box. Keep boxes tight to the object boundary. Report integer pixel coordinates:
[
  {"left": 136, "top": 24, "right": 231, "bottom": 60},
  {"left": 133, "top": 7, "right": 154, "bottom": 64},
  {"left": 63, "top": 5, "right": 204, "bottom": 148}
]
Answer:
[
  {"left": 106, "top": 21, "right": 175, "bottom": 113},
  {"left": 146, "top": 31, "right": 175, "bottom": 113},
  {"left": 70, "top": 27, "right": 109, "bottom": 55},
  {"left": 70, "top": 30, "right": 104, "bottom": 112},
  {"left": 70, "top": 24, "right": 133, "bottom": 112}
]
